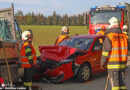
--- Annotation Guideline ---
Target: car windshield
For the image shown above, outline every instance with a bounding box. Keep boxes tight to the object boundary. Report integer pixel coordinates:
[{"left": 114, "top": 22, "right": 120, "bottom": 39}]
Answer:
[
  {"left": 90, "top": 10, "right": 122, "bottom": 24},
  {"left": 59, "top": 38, "right": 94, "bottom": 51}
]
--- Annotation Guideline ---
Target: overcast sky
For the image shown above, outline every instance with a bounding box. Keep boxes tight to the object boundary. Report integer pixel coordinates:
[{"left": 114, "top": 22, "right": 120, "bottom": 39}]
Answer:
[{"left": 0, "top": 0, "right": 130, "bottom": 16}]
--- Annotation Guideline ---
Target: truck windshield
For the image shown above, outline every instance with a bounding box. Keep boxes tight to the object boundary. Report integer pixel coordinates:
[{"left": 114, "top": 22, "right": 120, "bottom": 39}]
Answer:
[
  {"left": 90, "top": 10, "right": 122, "bottom": 24},
  {"left": 59, "top": 38, "right": 94, "bottom": 51}
]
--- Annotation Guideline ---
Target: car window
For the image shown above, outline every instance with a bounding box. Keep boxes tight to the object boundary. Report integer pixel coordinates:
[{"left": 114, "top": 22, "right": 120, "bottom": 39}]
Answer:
[
  {"left": 59, "top": 38, "right": 94, "bottom": 51},
  {"left": 92, "top": 37, "right": 105, "bottom": 51},
  {"left": 15, "top": 20, "right": 21, "bottom": 42},
  {"left": 0, "top": 18, "right": 14, "bottom": 42}
]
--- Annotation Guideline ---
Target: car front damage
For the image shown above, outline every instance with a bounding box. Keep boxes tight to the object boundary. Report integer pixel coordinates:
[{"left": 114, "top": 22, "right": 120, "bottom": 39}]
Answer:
[{"left": 34, "top": 45, "right": 85, "bottom": 83}]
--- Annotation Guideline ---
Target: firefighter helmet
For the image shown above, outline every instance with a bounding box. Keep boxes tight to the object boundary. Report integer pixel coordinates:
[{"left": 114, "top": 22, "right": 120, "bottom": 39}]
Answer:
[
  {"left": 109, "top": 17, "right": 119, "bottom": 27},
  {"left": 22, "top": 30, "right": 33, "bottom": 41},
  {"left": 61, "top": 26, "right": 69, "bottom": 33},
  {"left": 122, "top": 25, "right": 128, "bottom": 30}
]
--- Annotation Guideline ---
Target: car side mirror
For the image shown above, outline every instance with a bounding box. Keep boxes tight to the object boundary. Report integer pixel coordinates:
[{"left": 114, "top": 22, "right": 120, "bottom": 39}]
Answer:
[
  {"left": 0, "top": 41, "right": 3, "bottom": 48},
  {"left": 93, "top": 46, "right": 101, "bottom": 51}
]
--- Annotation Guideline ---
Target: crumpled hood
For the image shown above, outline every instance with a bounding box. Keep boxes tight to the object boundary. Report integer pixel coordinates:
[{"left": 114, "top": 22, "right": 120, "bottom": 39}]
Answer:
[{"left": 39, "top": 45, "right": 77, "bottom": 62}]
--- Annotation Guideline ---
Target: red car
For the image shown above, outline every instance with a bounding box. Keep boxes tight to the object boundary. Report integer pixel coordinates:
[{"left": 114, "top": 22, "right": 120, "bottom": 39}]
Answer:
[{"left": 36, "top": 35, "right": 106, "bottom": 83}]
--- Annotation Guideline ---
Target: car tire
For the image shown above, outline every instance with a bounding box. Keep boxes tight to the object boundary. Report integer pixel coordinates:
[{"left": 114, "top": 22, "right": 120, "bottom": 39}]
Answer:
[{"left": 77, "top": 63, "right": 91, "bottom": 82}]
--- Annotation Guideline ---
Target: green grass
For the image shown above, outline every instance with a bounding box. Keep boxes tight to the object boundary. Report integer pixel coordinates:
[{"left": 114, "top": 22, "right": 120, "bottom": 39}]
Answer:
[{"left": 20, "top": 25, "right": 88, "bottom": 56}]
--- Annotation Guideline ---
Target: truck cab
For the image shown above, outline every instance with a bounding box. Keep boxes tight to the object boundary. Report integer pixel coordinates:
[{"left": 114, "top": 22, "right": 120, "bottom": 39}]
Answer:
[
  {"left": 0, "top": 4, "right": 22, "bottom": 83},
  {"left": 88, "top": 5, "right": 127, "bottom": 35}
]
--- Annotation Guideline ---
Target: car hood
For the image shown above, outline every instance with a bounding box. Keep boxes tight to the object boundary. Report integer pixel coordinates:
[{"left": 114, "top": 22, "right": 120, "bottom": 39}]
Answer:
[{"left": 39, "top": 45, "right": 77, "bottom": 62}]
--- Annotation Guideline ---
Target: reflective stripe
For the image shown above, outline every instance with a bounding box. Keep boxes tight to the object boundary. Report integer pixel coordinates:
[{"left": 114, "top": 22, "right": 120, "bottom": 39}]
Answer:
[
  {"left": 21, "top": 54, "right": 36, "bottom": 59},
  {"left": 112, "top": 47, "right": 128, "bottom": 50},
  {"left": 22, "top": 61, "right": 37, "bottom": 64},
  {"left": 25, "top": 48, "right": 32, "bottom": 53},
  {"left": 24, "top": 82, "right": 32, "bottom": 86},
  {"left": 102, "top": 51, "right": 109, "bottom": 56},
  {"left": 123, "top": 32, "right": 127, "bottom": 34},
  {"left": 120, "top": 86, "right": 126, "bottom": 89},
  {"left": 112, "top": 87, "right": 120, "bottom": 90},
  {"left": 33, "top": 61, "right": 37, "bottom": 63},
  {"left": 107, "top": 64, "right": 126, "bottom": 69},
  {"left": 28, "top": 56, "right": 33, "bottom": 60},
  {"left": 109, "top": 55, "right": 127, "bottom": 57},
  {"left": 22, "top": 62, "right": 30, "bottom": 64},
  {"left": 112, "top": 86, "right": 126, "bottom": 90}
]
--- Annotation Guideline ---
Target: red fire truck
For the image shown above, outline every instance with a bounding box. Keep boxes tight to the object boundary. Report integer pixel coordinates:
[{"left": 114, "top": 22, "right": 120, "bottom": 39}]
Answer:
[{"left": 88, "top": 5, "right": 128, "bottom": 35}]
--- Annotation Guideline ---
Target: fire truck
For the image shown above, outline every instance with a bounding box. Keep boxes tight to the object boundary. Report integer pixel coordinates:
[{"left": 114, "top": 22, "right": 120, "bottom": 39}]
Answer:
[{"left": 88, "top": 4, "right": 128, "bottom": 35}]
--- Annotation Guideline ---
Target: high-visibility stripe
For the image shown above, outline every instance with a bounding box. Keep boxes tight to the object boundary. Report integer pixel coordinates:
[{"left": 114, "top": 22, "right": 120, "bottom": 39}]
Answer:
[
  {"left": 22, "top": 61, "right": 36, "bottom": 64},
  {"left": 102, "top": 51, "right": 109, "bottom": 56},
  {"left": 112, "top": 47, "right": 128, "bottom": 50},
  {"left": 112, "top": 87, "right": 120, "bottom": 90},
  {"left": 109, "top": 55, "right": 127, "bottom": 57},
  {"left": 123, "top": 32, "right": 127, "bottom": 34},
  {"left": 107, "top": 64, "right": 126, "bottom": 69},
  {"left": 112, "top": 86, "right": 126, "bottom": 90},
  {"left": 120, "top": 86, "right": 126, "bottom": 89},
  {"left": 28, "top": 56, "right": 33, "bottom": 60},
  {"left": 25, "top": 48, "right": 32, "bottom": 53},
  {"left": 22, "top": 62, "right": 30, "bottom": 64},
  {"left": 33, "top": 61, "right": 37, "bottom": 63},
  {"left": 24, "top": 82, "right": 32, "bottom": 86},
  {"left": 21, "top": 54, "right": 36, "bottom": 59}
]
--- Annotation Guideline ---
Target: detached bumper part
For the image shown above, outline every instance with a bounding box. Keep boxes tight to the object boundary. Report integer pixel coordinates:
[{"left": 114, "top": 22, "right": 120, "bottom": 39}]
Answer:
[{"left": 49, "top": 74, "right": 64, "bottom": 83}]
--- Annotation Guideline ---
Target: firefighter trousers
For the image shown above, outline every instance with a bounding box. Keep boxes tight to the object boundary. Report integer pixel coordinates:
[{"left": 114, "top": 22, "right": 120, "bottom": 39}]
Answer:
[
  {"left": 108, "top": 70, "right": 126, "bottom": 90},
  {"left": 24, "top": 68, "right": 34, "bottom": 87}
]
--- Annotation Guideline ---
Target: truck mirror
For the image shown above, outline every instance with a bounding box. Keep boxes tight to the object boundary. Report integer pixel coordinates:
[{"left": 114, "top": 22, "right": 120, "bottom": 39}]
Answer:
[{"left": 0, "top": 41, "right": 3, "bottom": 48}]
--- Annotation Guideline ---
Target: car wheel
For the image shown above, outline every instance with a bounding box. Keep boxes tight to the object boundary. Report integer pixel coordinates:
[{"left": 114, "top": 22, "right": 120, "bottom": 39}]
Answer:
[{"left": 77, "top": 63, "right": 91, "bottom": 82}]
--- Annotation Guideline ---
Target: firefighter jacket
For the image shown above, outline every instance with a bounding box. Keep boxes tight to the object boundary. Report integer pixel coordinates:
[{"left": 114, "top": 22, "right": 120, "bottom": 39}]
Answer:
[
  {"left": 96, "top": 30, "right": 105, "bottom": 35},
  {"left": 101, "top": 27, "right": 128, "bottom": 70},
  {"left": 55, "top": 35, "right": 68, "bottom": 45},
  {"left": 21, "top": 42, "right": 37, "bottom": 68}
]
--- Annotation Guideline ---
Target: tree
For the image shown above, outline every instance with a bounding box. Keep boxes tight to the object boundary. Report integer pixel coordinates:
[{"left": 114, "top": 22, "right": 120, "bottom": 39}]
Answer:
[
  {"left": 46, "top": 16, "right": 52, "bottom": 25},
  {"left": 52, "top": 11, "right": 57, "bottom": 25},
  {"left": 15, "top": 10, "right": 24, "bottom": 24},
  {"left": 63, "top": 14, "right": 69, "bottom": 26}
]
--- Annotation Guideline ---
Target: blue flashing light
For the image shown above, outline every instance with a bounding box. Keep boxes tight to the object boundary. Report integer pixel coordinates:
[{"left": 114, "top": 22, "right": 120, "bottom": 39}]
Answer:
[
  {"left": 117, "top": 5, "right": 126, "bottom": 9},
  {"left": 95, "top": 29, "right": 100, "bottom": 33},
  {"left": 91, "top": 6, "right": 97, "bottom": 10}
]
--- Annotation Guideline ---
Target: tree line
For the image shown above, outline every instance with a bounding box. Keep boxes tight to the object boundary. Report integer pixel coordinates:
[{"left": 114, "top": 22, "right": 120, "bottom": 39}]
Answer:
[{"left": 15, "top": 11, "right": 89, "bottom": 26}]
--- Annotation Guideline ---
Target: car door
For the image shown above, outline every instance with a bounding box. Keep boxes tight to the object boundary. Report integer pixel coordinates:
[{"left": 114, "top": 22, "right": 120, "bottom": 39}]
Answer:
[{"left": 91, "top": 37, "right": 104, "bottom": 72}]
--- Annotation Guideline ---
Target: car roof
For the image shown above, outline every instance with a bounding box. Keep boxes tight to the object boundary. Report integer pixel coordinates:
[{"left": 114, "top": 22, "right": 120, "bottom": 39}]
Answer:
[{"left": 71, "top": 35, "right": 105, "bottom": 39}]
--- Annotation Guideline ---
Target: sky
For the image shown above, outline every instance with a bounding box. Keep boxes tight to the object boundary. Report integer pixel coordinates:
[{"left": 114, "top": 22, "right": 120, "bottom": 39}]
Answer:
[{"left": 0, "top": 0, "right": 130, "bottom": 16}]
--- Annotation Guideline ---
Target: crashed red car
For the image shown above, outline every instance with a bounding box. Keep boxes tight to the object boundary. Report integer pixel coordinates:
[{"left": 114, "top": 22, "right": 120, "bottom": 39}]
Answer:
[{"left": 36, "top": 35, "right": 106, "bottom": 83}]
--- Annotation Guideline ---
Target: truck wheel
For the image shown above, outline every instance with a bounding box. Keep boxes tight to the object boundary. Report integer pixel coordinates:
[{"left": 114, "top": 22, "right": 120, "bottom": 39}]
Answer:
[{"left": 77, "top": 63, "right": 91, "bottom": 82}]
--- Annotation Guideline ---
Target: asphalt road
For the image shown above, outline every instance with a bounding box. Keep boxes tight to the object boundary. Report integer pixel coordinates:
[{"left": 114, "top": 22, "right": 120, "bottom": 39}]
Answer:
[{"left": 34, "top": 56, "right": 130, "bottom": 90}]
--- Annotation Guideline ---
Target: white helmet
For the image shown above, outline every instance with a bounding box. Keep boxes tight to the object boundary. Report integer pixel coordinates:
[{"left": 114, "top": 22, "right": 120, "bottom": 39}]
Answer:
[
  {"left": 22, "top": 30, "right": 32, "bottom": 41},
  {"left": 61, "top": 26, "right": 69, "bottom": 32},
  {"left": 122, "top": 25, "right": 128, "bottom": 30},
  {"left": 109, "top": 17, "right": 119, "bottom": 28}
]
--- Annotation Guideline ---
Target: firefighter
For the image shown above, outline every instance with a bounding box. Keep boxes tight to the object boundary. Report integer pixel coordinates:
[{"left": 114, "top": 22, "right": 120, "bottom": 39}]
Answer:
[
  {"left": 55, "top": 26, "right": 69, "bottom": 45},
  {"left": 21, "top": 30, "right": 37, "bottom": 90},
  {"left": 122, "top": 25, "right": 128, "bottom": 35},
  {"left": 96, "top": 26, "right": 106, "bottom": 35},
  {"left": 101, "top": 17, "right": 128, "bottom": 90}
]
